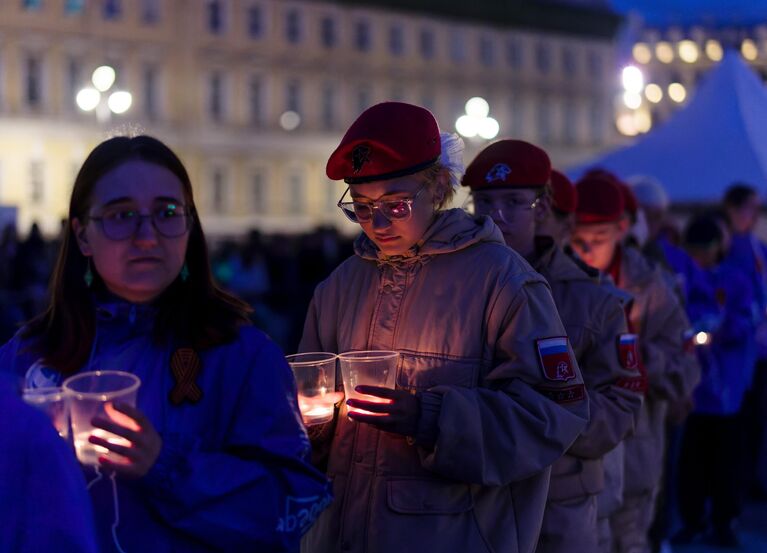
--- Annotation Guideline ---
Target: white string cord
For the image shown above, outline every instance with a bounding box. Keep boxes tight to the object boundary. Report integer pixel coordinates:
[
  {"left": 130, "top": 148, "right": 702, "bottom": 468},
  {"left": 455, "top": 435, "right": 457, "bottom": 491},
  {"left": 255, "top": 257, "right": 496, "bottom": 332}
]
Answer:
[{"left": 109, "top": 470, "right": 128, "bottom": 553}]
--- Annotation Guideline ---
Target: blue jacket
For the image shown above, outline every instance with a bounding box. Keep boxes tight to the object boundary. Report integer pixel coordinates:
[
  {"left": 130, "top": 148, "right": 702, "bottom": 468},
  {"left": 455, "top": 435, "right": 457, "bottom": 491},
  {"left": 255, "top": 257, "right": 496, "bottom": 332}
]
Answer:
[
  {"left": 0, "top": 296, "right": 331, "bottom": 552},
  {"left": 0, "top": 373, "right": 98, "bottom": 553},
  {"left": 685, "top": 263, "right": 756, "bottom": 415}
]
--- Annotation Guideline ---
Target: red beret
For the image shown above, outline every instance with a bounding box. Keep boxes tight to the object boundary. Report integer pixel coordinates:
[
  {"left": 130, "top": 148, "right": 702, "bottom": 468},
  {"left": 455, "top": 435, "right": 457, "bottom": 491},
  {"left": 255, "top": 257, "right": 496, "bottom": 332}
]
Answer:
[
  {"left": 575, "top": 174, "right": 625, "bottom": 224},
  {"left": 326, "top": 102, "right": 441, "bottom": 184},
  {"left": 583, "top": 168, "right": 637, "bottom": 216},
  {"left": 462, "top": 139, "right": 551, "bottom": 190},
  {"left": 550, "top": 170, "right": 577, "bottom": 214}
]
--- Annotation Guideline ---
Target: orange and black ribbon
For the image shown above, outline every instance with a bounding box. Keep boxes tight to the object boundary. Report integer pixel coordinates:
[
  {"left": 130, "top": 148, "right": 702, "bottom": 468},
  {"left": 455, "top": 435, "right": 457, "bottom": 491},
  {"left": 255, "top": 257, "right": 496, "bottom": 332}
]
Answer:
[{"left": 169, "top": 347, "right": 203, "bottom": 405}]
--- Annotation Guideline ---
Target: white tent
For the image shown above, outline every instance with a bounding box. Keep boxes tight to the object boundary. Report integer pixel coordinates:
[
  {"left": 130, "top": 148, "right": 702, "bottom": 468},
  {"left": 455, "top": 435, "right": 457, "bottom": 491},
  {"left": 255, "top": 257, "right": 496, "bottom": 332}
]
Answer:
[{"left": 568, "top": 52, "right": 767, "bottom": 203}]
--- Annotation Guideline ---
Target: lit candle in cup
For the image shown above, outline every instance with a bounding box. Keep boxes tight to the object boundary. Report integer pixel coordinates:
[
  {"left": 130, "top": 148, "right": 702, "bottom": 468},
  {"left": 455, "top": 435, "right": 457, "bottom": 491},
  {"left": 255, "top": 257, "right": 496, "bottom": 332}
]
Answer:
[{"left": 74, "top": 428, "right": 132, "bottom": 466}]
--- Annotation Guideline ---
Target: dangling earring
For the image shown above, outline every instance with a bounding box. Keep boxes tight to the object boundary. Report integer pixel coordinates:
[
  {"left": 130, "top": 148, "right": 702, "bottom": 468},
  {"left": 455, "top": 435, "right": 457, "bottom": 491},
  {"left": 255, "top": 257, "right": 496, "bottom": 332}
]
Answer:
[
  {"left": 180, "top": 262, "right": 190, "bottom": 282},
  {"left": 84, "top": 258, "right": 93, "bottom": 288}
]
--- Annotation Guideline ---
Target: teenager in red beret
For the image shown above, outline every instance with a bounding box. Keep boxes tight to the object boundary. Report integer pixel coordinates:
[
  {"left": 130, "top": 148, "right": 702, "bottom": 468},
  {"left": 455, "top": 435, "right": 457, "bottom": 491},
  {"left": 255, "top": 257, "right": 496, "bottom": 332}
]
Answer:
[
  {"left": 464, "top": 139, "right": 642, "bottom": 553},
  {"left": 571, "top": 174, "right": 699, "bottom": 553},
  {"left": 299, "top": 102, "right": 590, "bottom": 553}
]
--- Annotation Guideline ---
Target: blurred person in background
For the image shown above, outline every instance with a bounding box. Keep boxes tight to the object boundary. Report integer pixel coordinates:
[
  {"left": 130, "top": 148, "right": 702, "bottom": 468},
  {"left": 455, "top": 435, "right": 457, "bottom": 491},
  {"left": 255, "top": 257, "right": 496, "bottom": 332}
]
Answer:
[
  {"left": 722, "top": 183, "right": 767, "bottom": 502},
  {"left": 672, "top": 214, "right": 755, "bottom": 547},
  {"left": 572, "top": 175, "right": 699, "bottom": 553}
]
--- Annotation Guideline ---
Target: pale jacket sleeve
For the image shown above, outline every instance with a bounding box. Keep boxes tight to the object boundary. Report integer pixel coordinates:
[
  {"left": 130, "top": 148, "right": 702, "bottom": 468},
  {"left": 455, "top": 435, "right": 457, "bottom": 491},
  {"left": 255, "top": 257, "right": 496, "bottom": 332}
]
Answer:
[
  {"left": 568, "top": 293, "right": 643, "bottom": 459},
  {"left": 641, "top": 273, "right": 701, "bottom": 401},
  {"left": 415, "top": 275, "right": 590, "bottom": 486}
]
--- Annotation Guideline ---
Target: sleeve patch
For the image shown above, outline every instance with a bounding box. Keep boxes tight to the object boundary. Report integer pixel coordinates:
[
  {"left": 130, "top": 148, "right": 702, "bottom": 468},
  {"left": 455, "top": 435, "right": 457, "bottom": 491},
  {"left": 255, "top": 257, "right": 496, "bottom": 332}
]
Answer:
[
  {"left": 617, "top": 333, "right": 640, "bottom": 371},
  {"left": 535, "top": 384, "right": 586, "bottom": 404},
  {"left": 536, "top": 336, "right": 576, "bottom": 382}
]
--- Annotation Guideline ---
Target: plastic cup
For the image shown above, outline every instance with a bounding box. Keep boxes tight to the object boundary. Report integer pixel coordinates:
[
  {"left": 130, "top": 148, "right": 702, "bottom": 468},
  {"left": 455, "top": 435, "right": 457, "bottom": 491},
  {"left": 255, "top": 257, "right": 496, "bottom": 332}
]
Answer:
[
  {"left": 338, "top": 351, "right": 398, "bottom": 416},
  {"left": 22, "top": 386, "right": 69, "bottom": 440},
  {"left": 62, "top": 370, "right": 141, "bottom": 466},
  {"left": 287, "top": 352, "right": 338, "bottom": 426}
]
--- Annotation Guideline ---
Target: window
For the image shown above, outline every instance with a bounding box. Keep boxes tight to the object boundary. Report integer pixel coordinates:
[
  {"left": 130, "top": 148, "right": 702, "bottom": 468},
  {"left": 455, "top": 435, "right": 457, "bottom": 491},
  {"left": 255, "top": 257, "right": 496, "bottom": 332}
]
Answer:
[
  {"left": 209, "top": 71, "right": 224, "bottom": 122},
  {"left": 356, "top": 86, "right": 371, "bottom": 115},
  {"left": 589, "top": 100, "right": 605, "bottom": 144},
  {"left": 510, "top": 93, "right": 524, "bottom": 137},
  {"left": 251, "top": 169, "right": 266, "bottom": 213},
  {"left": 66, "top": 58, "right": 82, "bottom": 109},
  {"left": 588, "top": 51, "right": 603, "bottom": 80},
  {"left": 507, "top": 38, "right": 523, "bottom": 68},
  {"left": 419, "top": 28, "right": 435, "bottom": 59},
  {"left": 536, "top": 96, "right": 552, "bottom": 144},
  {"left": 449, "top": 31, "right": 466, "bottom": 63},
  {"left": 248, "top": 76, "right": 264, "bottom": 127},
  {"left": 563, "top": 47, "right": 577, "bottom": 77},
  {"left": 143, "top": 64, "right": 159, "bottom": 119},
  {"left": 288, "top": 171, "right": 304, "bottom": 214},
  {"left": 64, "top": 0, "right": 84, "bottom": 14},
  {"left": 25, "top": 55, "right": 42, "bottom": 109},
  {"left": 321, "top": 84, "right": 335, "bottom": 130},
  {"left": 286, "top": 80, "right": 301, "bottom": 114},
  {"left": 247, "top": 4, "right": 262, "bottom": 38},
  {"left": 207, "top": 0, "right": 224, "bottom": 34},
  {"left": 22, "top": 0, "right": 42, "bottom": 10},
  {"left": 211, "top": 167, "right": 227, "bottom": 213},
  {"left": 141, "top": 0, "right": 160, "bottom": 23},
  {"left": 355, "top": 20, "right": 371, "bottom": 52},
  {"left": 479, "top": 36, "right": 494, "bottom": 67},
  {"left": 389, "top": 25, "right": 404, "bottom": 56},
  {"left": 103, "top": 0, "right": 121, "bottom": 20},
  {"left": 320, "top": 16, "right": 336, "bottom": 48},
  {"left": 536, "top": 44, "right": 551, "bottom": 74},
  {"left": 285, "top": 9, "right": 301, "bottom": 44},
  {"left": 564, "top": 99, "right": 578, "bottom": 144},
  {"left": 29, "top": 161, "right": 44, "bottom": 203}
]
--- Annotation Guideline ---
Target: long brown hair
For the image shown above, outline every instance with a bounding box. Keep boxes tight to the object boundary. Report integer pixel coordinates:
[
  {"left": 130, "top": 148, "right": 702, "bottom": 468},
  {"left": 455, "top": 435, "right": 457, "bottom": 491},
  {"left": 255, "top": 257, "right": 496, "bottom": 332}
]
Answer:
[{"left": 23, "top": 135, "right": 252, "bottom": 375}]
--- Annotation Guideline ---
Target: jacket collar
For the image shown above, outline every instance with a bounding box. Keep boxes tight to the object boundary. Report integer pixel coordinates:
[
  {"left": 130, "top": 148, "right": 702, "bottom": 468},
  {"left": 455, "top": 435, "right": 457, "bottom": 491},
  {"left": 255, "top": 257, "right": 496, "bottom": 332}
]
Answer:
[
  {"left": 528, "top": 237, "right": 593, "bottom": 283},
  {"left": 354, "top": 208, "right": 505, "bottom": 262}
]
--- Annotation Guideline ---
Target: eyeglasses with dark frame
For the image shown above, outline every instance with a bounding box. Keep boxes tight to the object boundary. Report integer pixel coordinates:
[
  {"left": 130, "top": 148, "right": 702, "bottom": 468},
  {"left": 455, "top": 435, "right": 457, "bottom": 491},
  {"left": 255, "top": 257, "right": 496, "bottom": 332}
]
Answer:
[
  {"left": 87, "top": 203, "right": 194, "bottom": 241},
  {"left": 337, "top": 184, "right": 428, "bottom": 223}
]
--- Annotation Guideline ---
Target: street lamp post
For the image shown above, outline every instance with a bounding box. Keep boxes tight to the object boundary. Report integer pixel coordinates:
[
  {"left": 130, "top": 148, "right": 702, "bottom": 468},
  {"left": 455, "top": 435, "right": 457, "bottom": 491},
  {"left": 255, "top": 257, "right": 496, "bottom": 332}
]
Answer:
[
  {"left": 76, "top": 65, "right": 132, "bottom": 122},
  {"left": 455, "top": 97, "right": 499, "bottom": 141}
]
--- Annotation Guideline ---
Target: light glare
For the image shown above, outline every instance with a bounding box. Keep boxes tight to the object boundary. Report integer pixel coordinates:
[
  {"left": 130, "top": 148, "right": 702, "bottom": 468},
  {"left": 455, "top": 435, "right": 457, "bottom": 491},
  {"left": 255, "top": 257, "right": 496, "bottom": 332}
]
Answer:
[
  {"left": 622, "top": 66, "right": 645, "bottom": 93},
  {"left": 645, "top": 83, "right": 663, "bottom": 103},
  {"left": 668, "top": 83, "right": 687, "bottom": 103},
  {"left": 76, "top": 88, "right": 101, "bottom": 111},
  {"left": 92, "top": 65, "right": 116, "bottom": 92},
  {"left": 678, "top": 40, "right": 699, "bottom": 63},
  {"left": 656, "top": 41, "right": 674, "bottom": 63},
  {"left": 465, "top": 97, "right": 490, "bottom": 118},
  {"left": 478, "top": 117, "right": 499, "bottom": 139},
  {"left": 456, "top": 115, "right": 478, "bottom": 137},
  {"left": 623, "top": 91, "right": 642, "bottom": 109},
  {"left": 107, "top": 91, "right": 132, "bottom": 114},
  {"left": 632, "top": 43, "right": 652, "bottom": 64}
]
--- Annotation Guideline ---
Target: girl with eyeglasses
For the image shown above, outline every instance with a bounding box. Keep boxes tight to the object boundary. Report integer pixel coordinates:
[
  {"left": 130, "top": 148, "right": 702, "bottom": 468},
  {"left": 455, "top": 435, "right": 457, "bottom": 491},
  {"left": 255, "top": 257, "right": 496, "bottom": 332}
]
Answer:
[
  {"left": 0, "top": 135, "right": 330, "bottom": 552},
  {"left": 300, "top": 102, "right": 590, "bottom": 553}
]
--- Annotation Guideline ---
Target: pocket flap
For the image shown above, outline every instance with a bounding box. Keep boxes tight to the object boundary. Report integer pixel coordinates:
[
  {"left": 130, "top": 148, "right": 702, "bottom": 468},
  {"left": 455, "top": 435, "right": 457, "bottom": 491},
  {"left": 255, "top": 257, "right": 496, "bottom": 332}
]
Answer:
[{"left": 387, "top": 478, "right": 473, "bottom": 515}]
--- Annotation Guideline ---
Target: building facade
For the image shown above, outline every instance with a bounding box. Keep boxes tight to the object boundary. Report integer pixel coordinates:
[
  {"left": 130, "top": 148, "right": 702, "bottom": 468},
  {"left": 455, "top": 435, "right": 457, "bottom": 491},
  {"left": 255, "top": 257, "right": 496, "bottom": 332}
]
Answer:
[
  {"left": 0, "top": 0, "right": 620, "bottom": 236},
  {"left": 620, "top": 22, "right": 767, "bottom": 137}
]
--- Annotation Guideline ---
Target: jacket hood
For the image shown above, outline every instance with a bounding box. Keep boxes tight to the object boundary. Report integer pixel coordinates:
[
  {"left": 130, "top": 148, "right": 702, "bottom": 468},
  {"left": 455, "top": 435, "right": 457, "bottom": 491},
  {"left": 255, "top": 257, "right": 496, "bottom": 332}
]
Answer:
[{"left": 354, "top": 208, "right": 505, "bottom": 262}]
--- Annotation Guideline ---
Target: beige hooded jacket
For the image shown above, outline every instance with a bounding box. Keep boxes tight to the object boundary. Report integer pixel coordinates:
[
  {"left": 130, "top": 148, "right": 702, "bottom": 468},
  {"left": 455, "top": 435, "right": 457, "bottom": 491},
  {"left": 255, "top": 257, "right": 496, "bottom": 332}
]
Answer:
[{"left": 300, "top": 209, "right": 589, "bottom": 553}]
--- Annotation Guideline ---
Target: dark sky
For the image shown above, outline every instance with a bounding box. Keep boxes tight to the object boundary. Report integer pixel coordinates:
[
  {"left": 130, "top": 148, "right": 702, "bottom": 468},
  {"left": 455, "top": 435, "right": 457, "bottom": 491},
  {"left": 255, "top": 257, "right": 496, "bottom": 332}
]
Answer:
[{"left": 610, "top": 0, "right": 767, "bottom": 27}]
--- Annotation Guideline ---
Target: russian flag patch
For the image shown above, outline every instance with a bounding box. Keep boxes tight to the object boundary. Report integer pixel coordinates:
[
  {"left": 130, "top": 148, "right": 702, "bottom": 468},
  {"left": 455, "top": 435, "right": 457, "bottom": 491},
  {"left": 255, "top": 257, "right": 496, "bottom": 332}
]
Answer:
[
  {"left": 536, "top": 337, "right": 576, "bottom": 382},
  {"left": 618, "top": 333, "right": 640, "bottom": 371}
]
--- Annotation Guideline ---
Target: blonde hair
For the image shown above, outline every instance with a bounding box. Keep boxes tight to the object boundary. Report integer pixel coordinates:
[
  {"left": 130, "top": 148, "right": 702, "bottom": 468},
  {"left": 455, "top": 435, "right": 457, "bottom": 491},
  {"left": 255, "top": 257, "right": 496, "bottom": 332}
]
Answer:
[{"left": 418, "top": 162, "right": 455, "bottom": 210}]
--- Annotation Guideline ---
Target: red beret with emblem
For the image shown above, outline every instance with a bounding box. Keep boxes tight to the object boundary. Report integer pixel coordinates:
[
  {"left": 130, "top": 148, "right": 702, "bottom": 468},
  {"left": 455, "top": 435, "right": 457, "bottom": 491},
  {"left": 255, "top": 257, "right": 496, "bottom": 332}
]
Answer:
[
  {"left": 575, "top": 174, "right": 625, "bottom": 224},
  {"left": 550, "top": 169, "right": 577, "bottom": 214},
  {"left": 326, "top": 102, "right": 441, "bottom": 184},
  {"left": 462, "top": 139, "right": 551, "bottom": 190},
  {"left": 583, "top": 168, "right": 637, "bottom": 216}
]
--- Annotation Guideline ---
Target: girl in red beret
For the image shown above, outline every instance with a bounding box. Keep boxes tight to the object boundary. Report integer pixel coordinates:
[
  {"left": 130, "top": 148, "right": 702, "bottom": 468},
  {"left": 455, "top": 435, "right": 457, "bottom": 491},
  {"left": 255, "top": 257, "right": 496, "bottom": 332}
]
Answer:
[{"left": 299, "top": 102, "right": 590, "bottom": 553}]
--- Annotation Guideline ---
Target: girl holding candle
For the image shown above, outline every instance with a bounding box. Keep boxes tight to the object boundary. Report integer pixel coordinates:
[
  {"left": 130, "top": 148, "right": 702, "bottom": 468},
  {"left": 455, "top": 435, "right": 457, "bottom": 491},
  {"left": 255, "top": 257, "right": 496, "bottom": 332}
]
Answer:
[
  {"left": 0, "top": 135, "right": 330, "bottom": 552},
  {"left": 299, "top": 102, "right": 590, "bottom": 553}
]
